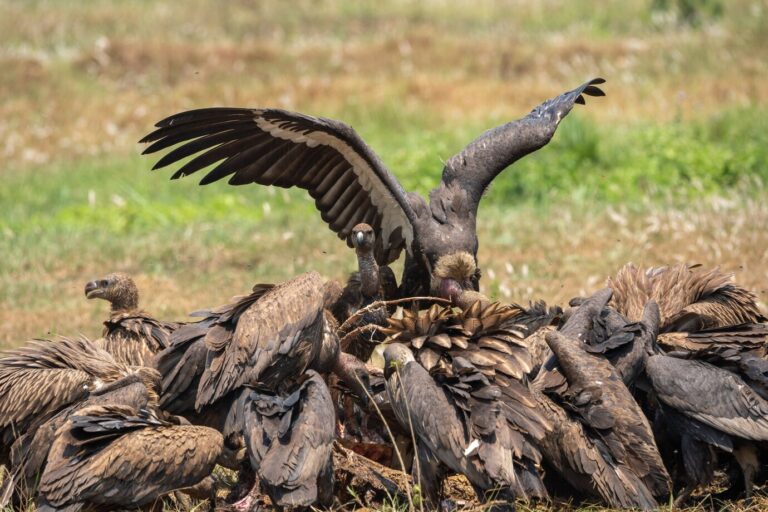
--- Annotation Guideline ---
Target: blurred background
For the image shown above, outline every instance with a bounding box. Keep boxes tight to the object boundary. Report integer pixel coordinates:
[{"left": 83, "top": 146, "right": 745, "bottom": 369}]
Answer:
[{"left": 1, "top": 0, "right": 766, "bottom": 347}]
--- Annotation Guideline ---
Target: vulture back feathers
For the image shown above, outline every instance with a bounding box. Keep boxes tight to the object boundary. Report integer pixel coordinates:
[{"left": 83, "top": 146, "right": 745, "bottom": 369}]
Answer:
[
  {"left": 195, "top": 271, "right": 339, "bottom": 410},
  {"left": 608, "top": 263, "right": 765, "bottom": 332},
  {"left": 38, "top": 404, "right": 222, "bottom": 511},
  {"left": 242, "top": 370, "right": 336, "bottom": 508}
]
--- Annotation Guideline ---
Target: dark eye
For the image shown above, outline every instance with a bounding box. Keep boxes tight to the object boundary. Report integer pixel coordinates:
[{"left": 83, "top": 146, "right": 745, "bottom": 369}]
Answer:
[{"left": 99, "top": 280, "right": 110, "bottom": 287}]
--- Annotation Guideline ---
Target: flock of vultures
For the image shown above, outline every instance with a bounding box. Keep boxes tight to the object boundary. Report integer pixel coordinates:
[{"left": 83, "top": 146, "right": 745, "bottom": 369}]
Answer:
[{"left": 2, "top": 78, "right": 768, "bottom": 512}]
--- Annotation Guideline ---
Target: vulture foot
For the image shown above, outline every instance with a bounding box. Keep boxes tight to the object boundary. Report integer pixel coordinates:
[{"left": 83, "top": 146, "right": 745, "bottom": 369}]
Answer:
[{"left": 232, "top": 492, "right": 268, "bottom": 512}]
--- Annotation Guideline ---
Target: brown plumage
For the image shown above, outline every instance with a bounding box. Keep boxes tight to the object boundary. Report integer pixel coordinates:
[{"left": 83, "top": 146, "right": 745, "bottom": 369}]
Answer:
[
  {"left": 0, "top": 337, "right": 162, "bottom": 507},
  {"left": 382, "top": 300, "right": 553, "bottom": 500},
  {"left": 383, "top": 343, "right": 520, "bottom": 507},
  {"left": 37, "top": 404, "right": 222, "bottom": 512},
  {"left": 532, "top": 389, "right": 658, "bottom": 509},
  {"left": 154, "top": 283, "right": 274, "bottom": 416},
  {"left": 0, "top": 336, "right": 154, "bottom": 456},
  {"left": 646, "top": 339, "right": 768, "bottom": 504},
  {"left": 656, "top": 324, "right": 768, "bottom": 399},
  {"left": 534, "top": 289, "right": 670, "bottom": 509},
  {"left": 608, "top": 263, "right": 765, "bottom": 332},
  {"left": 85, "top": 272, "right": 178, "bottom": 366},
  {"left": 194, "top": 271, "right": 344, "bottom": 410}
]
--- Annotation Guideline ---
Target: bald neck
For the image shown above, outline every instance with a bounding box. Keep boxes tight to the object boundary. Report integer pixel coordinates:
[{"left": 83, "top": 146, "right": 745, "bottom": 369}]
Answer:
[{"left": 356, "top": 247, "right": 380, "bottom": 300}]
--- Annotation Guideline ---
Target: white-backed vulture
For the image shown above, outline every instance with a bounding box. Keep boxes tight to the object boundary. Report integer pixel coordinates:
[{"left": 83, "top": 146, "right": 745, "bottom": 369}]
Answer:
[
  {"left": 607, "top": 263, "right": 766, "bottom": 332},
  {"left": 646, "top": 347, "right": 768, "bottom": 504},
  {"left": 85, "top": 272, "right": 178, "bottom": 366},
  {"left": 383, "top": 343, "right": 519, "bottom": 507},
  {"left": 37, "top": 404, "right": 222, "bottom": 512},
  {"left": 239, "top": 370, "right": 335, "bottom": 509},
  {"left": 141, "top": 79, "right": 605, "bottom": 299},
  {"left": 382, "top": 300, "right": 553, "bottom": 501},
  {"left": 534, "top": 289, "right": 670, "bottom": 509}
]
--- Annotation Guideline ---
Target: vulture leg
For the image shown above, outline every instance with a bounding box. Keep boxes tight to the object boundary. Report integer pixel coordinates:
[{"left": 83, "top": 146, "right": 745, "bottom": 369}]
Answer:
[
  {"left": 673, "top": 435, "right": 715, "bottom": 507},
  {"left": 316, "top": 456, "right": 335, "bottom": 509},
  {"left": 732, "top": 442, "right": 759, "bottom": 504},
  {"left": 414, "top": 440, "right": 447, "bottom": 509}
]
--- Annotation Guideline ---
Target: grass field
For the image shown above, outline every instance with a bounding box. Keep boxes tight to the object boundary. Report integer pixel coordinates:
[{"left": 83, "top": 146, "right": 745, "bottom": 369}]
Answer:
[{"left": 1, "top": 1, "right": 767, "bottom": 509}]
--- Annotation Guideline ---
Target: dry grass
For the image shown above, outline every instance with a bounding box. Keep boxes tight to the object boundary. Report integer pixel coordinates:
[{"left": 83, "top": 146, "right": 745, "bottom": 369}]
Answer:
[{"left": 1, "top": 0, "right": 767, "bottom": 167}]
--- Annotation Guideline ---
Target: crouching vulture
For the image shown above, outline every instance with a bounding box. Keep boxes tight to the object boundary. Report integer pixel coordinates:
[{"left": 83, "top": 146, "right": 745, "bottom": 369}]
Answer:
[
  {"left": 85, "top": 272, "right": 178, "bottom": 366},
  {"left": 37, "top": 404, "right": 222, "bottom": 512},
  {"left": 533, "top": 288, "right": 670, "bottom": 510},
  {"left": 642, "top": 301, "right": 768, "bottom": 505},
  {"left": 383, "top": 343, "right": 519, "bottom": 508},
  {"left": 381, "top": 299, "right": 553, "bottom": 504},
  {"left": 241, "top": 370, "right": 335, "bottom": 509},
  {"left": 0, "top": 336, "right": 165, "bottom": 507},
  {"left": 155, "top": 271, "right": 371, "bottom": 509},
  {"left": 141, "top": 79, "right": 605, "bottom": 299}
]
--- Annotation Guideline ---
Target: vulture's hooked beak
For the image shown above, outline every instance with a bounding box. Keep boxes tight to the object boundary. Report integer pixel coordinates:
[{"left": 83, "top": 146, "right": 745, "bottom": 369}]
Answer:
[
  {"left": 84, "top": 281, "right": 102, "bottom": 299},
  {"left": 438, "top": 278, "right": 463, "bottom": 302}
]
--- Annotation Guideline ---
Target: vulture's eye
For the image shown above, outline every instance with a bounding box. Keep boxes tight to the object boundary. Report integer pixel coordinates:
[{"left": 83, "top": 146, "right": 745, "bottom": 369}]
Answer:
[{"left": 99, "top": 280, "right": 110, "bottom": 288}]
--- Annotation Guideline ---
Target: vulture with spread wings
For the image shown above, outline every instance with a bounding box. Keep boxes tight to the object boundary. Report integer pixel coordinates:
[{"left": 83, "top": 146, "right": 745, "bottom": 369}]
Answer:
[{"left": 141, "top": 79, "right": 605, "bottom": 298}]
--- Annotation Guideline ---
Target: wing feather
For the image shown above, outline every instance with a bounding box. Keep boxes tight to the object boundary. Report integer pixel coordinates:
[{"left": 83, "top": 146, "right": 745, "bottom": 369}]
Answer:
[
  {"left": 195, "top": 272, "right": 327, "bottom": 409},
  {"left": 142, "top": 108, "right": 416, "bottom": 264}
]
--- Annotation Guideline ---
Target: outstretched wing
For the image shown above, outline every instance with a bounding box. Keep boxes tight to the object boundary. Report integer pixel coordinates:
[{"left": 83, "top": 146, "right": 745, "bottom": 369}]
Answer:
[
  {"left": 439, "top": 78, "right": 606, "bottom": 210},
  {"left": 141, "top": 108, "right": 417, "bottom": 264}
]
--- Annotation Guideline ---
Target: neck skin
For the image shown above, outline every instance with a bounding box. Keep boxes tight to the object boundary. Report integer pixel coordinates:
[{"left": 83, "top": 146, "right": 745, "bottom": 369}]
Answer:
[
  {"left": 110, "top": 294, "right": 139, "bottom": 314},
  {"left": 356, "top": 248, "right": 380, "bottom": 300}
]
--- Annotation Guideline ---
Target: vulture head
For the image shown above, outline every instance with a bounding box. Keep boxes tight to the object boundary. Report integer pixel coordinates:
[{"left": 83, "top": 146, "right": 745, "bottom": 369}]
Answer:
[
  {"left": 382, "top": 343, "right": 416, "bottom": 379},
  {"left": 350, "top": 223, "right": 375, "bottom": 254},
  {"left": 432, "top": 251, "right": 480, "bottom": 300},
  {"left": 85, "top": 272, "right": 139, "bottom": 311}
]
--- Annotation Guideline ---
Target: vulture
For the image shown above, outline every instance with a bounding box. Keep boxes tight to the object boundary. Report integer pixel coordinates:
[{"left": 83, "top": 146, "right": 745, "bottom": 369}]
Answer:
[
  {"left": 85, "top": 272, "right": 178, "bottom": 366},
  {"left": 0, "top": 336, "right": 164, "bottom": 507},
  {"left": 188, "top": 271, "right": 369, "bottom": 411},
  {"left": 155, "top": 272, "right": 371, "bottom": 508},
  {"left": 337, "top": 222, "right": 399, "bottom": 361},
  {"left": 607, "top": 263, "right": 766, "bottom": 332},
  {"left": 154, "top": 282, "right": 275, "bottom": 417},
  {"left": 141, "top": 79, "right": 606, "bottom": 299},
  {"left": 383, "top": 343, "right": 519, "bottom": 507},
  {"left": 645, "top": 337, "right": 768, "bottom": 504},
  {"left": 37, "top": 404, "right": 222, "bottom": 512},
  {"left": 568, "top": 297, "right": 659, "bottom": 387},
  {"left": 239, "top": 370, "right": 335, "bottom": 509},
  {"left": 382, "top": 299, "right": 553, "bottom": 502},
  {"left": 533, "top": 289, "right": 670, "bottom": 510},
  {"left": 656, "top": 324, "right": 768, "bottom": 400}
]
